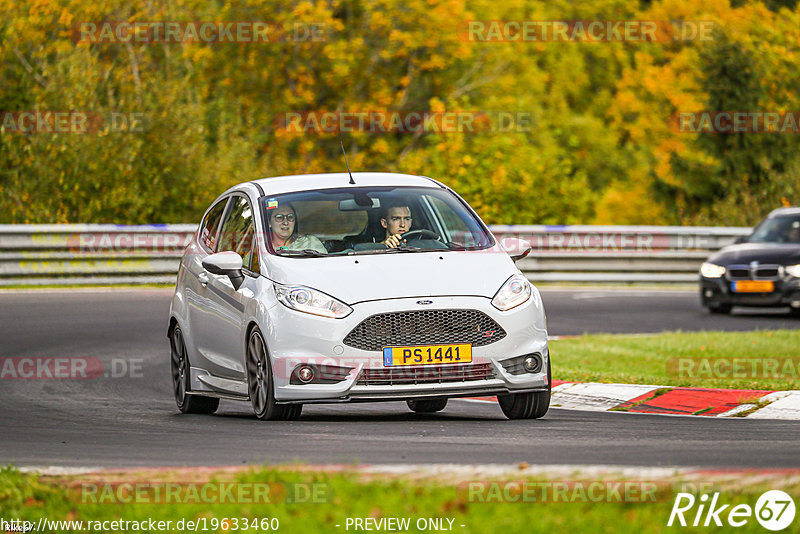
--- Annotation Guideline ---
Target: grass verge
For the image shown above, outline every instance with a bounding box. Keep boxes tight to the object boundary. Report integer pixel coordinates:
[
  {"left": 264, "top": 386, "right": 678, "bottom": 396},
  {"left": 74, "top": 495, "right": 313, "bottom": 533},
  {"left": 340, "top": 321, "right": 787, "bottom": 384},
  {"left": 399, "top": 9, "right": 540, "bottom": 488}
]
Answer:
[
  {"left": 2, "top": 465, "right": 797, "bottom": 534},
  {"left": 550, "top": 329, "right": 800, "bottom": 391}
]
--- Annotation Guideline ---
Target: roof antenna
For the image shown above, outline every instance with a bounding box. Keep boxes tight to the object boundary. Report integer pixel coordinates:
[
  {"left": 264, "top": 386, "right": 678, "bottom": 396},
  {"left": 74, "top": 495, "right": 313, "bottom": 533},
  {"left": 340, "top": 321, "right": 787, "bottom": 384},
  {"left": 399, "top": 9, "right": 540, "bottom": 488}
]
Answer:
[{"left": 340, "top": 136, "right": 356, "bottom": 185}]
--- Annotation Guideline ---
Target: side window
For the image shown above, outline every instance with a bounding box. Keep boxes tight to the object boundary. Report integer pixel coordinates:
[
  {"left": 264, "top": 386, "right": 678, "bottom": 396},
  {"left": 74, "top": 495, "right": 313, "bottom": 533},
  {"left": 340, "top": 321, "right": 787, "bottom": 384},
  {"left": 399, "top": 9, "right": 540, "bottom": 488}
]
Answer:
[
  {"left": 217, "top": 196, "right": 258, "bottom": 271},
  {"left": 199, "top": 199, "right": 228, "bottom": 251}
]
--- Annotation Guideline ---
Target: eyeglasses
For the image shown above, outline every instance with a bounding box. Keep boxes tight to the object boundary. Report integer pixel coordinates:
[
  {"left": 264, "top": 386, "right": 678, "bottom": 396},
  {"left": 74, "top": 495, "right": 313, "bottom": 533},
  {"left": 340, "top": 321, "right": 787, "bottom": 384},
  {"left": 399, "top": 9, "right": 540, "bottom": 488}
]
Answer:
[
  {"left": 272, "top": 214, "right": 295, "bottom": 223},
  {"left": 389, "top": 216, "right": 413, "bottom": 223}
]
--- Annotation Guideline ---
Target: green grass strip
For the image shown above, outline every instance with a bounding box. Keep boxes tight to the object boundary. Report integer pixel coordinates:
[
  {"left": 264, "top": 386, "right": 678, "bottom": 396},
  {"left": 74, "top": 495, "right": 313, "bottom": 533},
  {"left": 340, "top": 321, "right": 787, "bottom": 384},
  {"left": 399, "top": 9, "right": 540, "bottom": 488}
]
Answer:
[
  {"left": 2, "top": 466, "right": 797, "bottom": 534},
  {"left": 551, "top": 329, "right": 800, "bottom": 391}
]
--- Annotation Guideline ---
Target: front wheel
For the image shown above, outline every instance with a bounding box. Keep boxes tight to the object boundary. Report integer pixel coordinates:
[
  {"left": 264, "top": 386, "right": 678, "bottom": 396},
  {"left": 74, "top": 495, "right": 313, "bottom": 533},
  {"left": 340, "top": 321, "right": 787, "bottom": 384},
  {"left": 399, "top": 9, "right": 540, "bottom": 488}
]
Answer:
[
  {"left": 407, "top": 398, "right": 448, "bottom": 413},
  {"left": 170, "top": 326, "right": 219, "bottom": 414},
  {"left": 498, "top": 360, "right": 551, "bottom": 420},
  {"left": 246, "top": 327, "right": 302, "bottom": 421}
]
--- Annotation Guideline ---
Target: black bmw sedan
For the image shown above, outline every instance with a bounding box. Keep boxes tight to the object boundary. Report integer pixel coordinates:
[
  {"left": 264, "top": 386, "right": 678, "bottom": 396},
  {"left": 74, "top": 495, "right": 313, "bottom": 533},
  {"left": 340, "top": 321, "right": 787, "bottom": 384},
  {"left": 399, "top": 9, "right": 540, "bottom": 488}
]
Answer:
[{"left": 700, "top": 207, "right": 800, "bottom": 315}]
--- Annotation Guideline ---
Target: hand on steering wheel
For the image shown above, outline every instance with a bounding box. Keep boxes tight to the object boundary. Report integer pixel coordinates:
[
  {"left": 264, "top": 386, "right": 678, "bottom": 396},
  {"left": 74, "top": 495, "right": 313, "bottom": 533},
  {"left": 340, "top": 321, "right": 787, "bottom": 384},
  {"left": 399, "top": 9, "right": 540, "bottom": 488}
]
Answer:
[
  {"left": 384, "top": 229, "right": 440, "bottom": 248},
  {"left": 399, "top": 229, "right": 440, "bottom": 242}
]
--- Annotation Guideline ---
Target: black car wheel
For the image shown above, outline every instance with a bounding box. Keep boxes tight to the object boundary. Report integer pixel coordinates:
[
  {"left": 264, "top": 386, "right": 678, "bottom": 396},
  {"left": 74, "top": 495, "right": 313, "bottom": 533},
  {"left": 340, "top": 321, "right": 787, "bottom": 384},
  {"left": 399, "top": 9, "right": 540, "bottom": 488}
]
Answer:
[
  {"left": 407, "top": 398, "right": 448, "bottom": 413},
  {"left": 170, "top": 326, "right": 219, "bottom": 414},
  {"left": 246, "top": 327, "right": 302, "bottom": 421},
  {"left": 498, "top": 359, "right": 551, "bottom": 420}
]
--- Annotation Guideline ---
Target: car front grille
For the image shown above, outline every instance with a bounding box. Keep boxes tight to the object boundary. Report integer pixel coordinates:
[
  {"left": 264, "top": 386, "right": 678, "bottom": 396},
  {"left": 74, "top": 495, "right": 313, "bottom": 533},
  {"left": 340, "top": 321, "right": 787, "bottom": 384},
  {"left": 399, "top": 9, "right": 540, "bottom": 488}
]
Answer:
[
  {"left": 756, "top": 267, "right": 780, "bottom": 278},
  {"left": 356, "top": 362, "right": 495, "bottom": 386},
  {"left": 726, "top": 264, "right": 782, "bottom": 281},
  {"left": 728, "top": 268, "right": 750, "bottom": 279},
  {"left": 342, "top": 309, "right": 506, "bottom": 352}
]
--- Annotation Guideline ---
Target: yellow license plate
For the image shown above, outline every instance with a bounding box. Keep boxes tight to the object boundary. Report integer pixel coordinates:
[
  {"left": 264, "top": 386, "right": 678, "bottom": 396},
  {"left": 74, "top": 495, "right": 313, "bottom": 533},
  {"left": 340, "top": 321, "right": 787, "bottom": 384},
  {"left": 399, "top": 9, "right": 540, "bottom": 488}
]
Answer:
[
  {"left": 732, "top": 280, "right": 774, "bottom": 293},
  {"left": 382, "top": 344, "right": 472, "bottom": 367}
]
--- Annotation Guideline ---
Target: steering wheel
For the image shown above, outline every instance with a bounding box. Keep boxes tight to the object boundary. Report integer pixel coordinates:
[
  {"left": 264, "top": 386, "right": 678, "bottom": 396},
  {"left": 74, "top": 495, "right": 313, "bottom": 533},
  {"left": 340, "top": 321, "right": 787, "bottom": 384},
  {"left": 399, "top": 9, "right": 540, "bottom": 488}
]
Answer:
[{"left": 399, "top": 229, "right": 440, "bottom": 242}]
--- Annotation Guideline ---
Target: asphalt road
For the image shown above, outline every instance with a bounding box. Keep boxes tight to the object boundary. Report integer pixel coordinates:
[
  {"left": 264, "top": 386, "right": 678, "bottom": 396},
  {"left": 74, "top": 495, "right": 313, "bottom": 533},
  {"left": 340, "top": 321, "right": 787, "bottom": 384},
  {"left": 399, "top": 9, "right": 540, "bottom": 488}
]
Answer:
[
  {"left": 541, "top": 288, "right": 800, "bottom": 335},
  {"left": 1, "top": 288, "right": 798, "bottom": 469}
]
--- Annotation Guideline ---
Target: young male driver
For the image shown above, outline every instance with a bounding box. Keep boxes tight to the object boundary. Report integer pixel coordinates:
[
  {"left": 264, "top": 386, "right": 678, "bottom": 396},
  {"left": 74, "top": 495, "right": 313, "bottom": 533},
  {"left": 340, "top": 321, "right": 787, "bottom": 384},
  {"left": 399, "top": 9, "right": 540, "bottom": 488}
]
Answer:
[{"left": 380, "top": 205, "right": 412, "bottom": 248}]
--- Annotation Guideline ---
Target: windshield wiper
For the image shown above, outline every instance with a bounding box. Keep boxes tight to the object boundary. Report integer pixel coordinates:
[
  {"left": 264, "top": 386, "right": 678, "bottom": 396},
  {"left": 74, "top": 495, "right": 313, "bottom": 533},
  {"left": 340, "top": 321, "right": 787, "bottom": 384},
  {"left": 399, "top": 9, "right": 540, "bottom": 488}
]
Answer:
[
  {"left": 276, "top": 249, "right": 326, "bottom": 257},
  {"left": 346, "top": 248, "right": 403, "bottom": 256},
  {"left": 396, "top": 246, "right": 439, "bottom": 252}
]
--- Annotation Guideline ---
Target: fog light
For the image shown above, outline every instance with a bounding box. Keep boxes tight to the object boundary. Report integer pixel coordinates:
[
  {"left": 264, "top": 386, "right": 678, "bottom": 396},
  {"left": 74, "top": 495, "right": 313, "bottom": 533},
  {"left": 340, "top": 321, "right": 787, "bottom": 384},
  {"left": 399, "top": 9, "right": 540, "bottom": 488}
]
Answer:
[
  {"left": 791, "top": 300, "right": 800, "bottom": 309},
  {"left": 704, "top": 289, "right": 714, "bottom": 298},
  {"left": 297, "top": 365, "right": 314, "bottom": 383},
  {"left": 523, "top": 355, "right": 542, "bottom": 373}
]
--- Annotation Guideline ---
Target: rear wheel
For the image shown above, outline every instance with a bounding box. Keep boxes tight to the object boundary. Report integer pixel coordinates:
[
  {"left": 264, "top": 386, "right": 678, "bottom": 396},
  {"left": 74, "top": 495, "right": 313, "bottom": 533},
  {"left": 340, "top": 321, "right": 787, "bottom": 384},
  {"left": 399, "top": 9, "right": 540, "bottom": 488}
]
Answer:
[
  {"left": 407, "top": 398, "right": 448, "bottom": 413},
  {"left": 170, "top": 326, "right": 219, "bottom": 414},
  {"left": 246, "top": 327, "right": 302, "bottom": 421},
  {"left": 498, "top": 360, "right": 551, "bottom": 420}
]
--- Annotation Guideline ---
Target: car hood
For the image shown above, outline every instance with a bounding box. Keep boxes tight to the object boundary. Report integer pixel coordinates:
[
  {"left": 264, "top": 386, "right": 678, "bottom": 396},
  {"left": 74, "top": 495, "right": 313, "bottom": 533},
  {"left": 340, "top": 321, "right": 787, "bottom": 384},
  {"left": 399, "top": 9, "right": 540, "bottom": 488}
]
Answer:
[
  {"left": 708, "top": 243, "right": 800, "bottom": 266},
  {"left": 265, "top": 248, "right": 519, "bottom": 304}
]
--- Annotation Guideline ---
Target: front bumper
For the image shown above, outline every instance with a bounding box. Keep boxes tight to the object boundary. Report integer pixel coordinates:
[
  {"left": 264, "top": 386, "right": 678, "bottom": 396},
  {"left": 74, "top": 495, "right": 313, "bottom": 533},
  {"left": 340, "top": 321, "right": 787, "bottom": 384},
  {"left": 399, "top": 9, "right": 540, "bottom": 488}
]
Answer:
[
  {"left": 700, "top": 276, "right": 800, "bottom": 308},
  {"left": 264, "top": 294, "right": 549, "bottom": 403}
]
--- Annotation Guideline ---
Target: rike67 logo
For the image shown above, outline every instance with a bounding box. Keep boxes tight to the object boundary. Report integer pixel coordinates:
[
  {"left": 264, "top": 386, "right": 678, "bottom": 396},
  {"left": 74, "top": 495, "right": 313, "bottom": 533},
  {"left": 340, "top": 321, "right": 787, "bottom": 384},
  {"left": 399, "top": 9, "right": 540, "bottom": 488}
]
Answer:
[{"left": 668, "top": 490, "right": 796, "bottom": 531}]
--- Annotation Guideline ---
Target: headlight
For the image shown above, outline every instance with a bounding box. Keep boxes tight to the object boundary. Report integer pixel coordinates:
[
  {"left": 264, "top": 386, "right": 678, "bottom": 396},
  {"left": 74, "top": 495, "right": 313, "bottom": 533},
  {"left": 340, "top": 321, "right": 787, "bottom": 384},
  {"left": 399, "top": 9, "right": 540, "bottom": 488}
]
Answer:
[
  {"left": 700, "top": 262, "right": 726, "bottom": 278},
  {"left": 786, "top": 264, "right": 800, "bottom": 278},
  {"left": 492, "top": 274, "right": 532, "bottom": 311},
  {"left": 274, "top": 284, "right": 352, "bottom": 318}
]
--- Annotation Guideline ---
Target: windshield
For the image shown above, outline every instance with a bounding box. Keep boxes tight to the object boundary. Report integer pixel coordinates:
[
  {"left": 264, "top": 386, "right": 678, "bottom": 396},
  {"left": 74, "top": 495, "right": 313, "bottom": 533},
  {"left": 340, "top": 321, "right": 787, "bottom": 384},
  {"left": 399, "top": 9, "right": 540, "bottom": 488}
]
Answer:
[
  {"left": 748, "top": 216, "right": 800, "bottom": 244},
  {"left": 260, "top": 186, "right": 494, "bottom": 256}
]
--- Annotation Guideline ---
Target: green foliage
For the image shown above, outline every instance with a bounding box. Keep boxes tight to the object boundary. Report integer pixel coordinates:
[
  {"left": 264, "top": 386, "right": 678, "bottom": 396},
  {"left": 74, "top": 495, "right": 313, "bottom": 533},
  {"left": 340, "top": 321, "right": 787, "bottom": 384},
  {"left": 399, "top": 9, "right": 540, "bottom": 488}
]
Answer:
[{"left": 1, "top": 0, "right": 800, "bottom": 225}]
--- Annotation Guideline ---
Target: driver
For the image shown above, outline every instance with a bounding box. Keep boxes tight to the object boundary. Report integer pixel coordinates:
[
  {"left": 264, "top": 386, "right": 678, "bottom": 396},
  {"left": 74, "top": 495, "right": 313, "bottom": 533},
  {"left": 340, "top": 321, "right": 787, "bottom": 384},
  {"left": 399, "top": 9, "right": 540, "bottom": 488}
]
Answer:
[{"left": 380, "top": 204, "right": 413, "bottom": 248}]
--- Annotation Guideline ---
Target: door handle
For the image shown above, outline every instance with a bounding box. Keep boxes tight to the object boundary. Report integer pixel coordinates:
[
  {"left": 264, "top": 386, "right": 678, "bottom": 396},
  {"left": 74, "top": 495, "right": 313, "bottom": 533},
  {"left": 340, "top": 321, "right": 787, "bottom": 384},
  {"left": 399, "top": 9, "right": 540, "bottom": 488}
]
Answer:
[{"left": 198, "top": 272, "right": 209, "bottom": 286}]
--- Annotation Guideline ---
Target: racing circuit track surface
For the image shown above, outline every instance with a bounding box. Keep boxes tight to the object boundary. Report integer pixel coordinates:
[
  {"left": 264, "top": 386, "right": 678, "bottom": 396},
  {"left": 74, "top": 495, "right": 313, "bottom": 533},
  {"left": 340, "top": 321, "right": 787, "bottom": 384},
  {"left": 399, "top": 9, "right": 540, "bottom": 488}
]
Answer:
[{"left": 1, "top": 288, "right": 799, "bottom": 469}]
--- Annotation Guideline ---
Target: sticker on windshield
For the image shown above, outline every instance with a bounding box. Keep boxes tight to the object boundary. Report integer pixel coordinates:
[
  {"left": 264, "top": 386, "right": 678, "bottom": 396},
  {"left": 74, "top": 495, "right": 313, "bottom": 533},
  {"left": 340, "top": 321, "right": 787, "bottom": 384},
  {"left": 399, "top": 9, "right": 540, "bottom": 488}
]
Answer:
[{"left": 267, "top": 198, "right": 278, "bottom": 209}]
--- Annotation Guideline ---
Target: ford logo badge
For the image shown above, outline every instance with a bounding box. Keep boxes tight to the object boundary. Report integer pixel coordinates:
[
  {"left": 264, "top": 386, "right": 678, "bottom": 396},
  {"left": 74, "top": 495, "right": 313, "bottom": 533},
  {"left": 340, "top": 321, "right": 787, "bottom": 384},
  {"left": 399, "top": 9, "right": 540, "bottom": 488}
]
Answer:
[{"left": 416, "top": 300, "right": 433, "bottom": 305}]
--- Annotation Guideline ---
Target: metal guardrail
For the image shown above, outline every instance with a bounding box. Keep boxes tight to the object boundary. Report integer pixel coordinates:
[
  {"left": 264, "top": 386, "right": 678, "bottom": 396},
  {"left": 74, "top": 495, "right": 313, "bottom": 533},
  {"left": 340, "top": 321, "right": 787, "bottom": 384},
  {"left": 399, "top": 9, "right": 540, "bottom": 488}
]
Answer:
[
  {"left": 492, "top": 225, "right": 751, "bottom": 284},
  {"left": 0, "top": 224, "right": 751, "bottom": 286}
]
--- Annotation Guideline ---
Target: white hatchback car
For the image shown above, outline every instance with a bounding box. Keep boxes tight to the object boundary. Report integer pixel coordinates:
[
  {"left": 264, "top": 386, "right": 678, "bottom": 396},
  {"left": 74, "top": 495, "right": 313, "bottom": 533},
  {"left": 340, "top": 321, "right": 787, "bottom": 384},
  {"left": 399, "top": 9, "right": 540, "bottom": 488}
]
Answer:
[{"left": 168, "top": 173, "right": 550, "bottom": 420}]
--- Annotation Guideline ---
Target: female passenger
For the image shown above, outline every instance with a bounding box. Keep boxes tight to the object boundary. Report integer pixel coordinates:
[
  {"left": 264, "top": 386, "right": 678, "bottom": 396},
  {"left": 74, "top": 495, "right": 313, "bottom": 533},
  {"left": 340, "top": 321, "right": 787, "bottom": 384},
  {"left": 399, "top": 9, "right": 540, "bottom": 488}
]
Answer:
[{"left": 268, "top": 203, "right": 327, "bottom": 254}]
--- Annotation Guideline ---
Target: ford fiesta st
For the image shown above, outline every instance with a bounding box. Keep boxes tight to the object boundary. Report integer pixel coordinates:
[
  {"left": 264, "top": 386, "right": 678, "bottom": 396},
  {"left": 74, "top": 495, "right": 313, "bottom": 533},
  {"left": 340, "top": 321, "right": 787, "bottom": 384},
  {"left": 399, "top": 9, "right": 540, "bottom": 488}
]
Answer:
[
  {"left": 168, "top": 173, "right": 550, "bottom": 420},
  {"left": 700, "top": 207, "right": 800, "bottom": 314}
]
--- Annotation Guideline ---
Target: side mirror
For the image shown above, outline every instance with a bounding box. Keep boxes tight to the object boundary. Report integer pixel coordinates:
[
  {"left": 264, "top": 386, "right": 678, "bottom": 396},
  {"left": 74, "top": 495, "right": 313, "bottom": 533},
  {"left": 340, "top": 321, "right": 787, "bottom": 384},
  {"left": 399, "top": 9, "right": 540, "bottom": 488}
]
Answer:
[
  {"left": 202, "top": 251, "right": 245, "bottom": 290},
  {"left": 732, "top": 236, "right": 748, "bottom": 244},
  {"left": 500, "top": 237, "right": 532, "bottom": 262}
]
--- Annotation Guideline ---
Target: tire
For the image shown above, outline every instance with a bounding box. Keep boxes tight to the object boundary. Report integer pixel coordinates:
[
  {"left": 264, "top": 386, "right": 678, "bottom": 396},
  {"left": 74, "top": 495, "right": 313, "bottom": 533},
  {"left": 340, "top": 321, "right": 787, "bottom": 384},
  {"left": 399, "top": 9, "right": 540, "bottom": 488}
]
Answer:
[
  {"left": 498, "top": 359, "right": 551, "bottom": 420},
  {"left": 170, "top": 326, "right": 219, "bottom": 414},
  {"left": 246, "top": 327, "right": 303, "bottom": 421},
  {"left": 407, "top": 398, "right": 448, "bottom": 413},
  {"left": 708, "top": 303, "right": 732, "bottom": 314}
]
